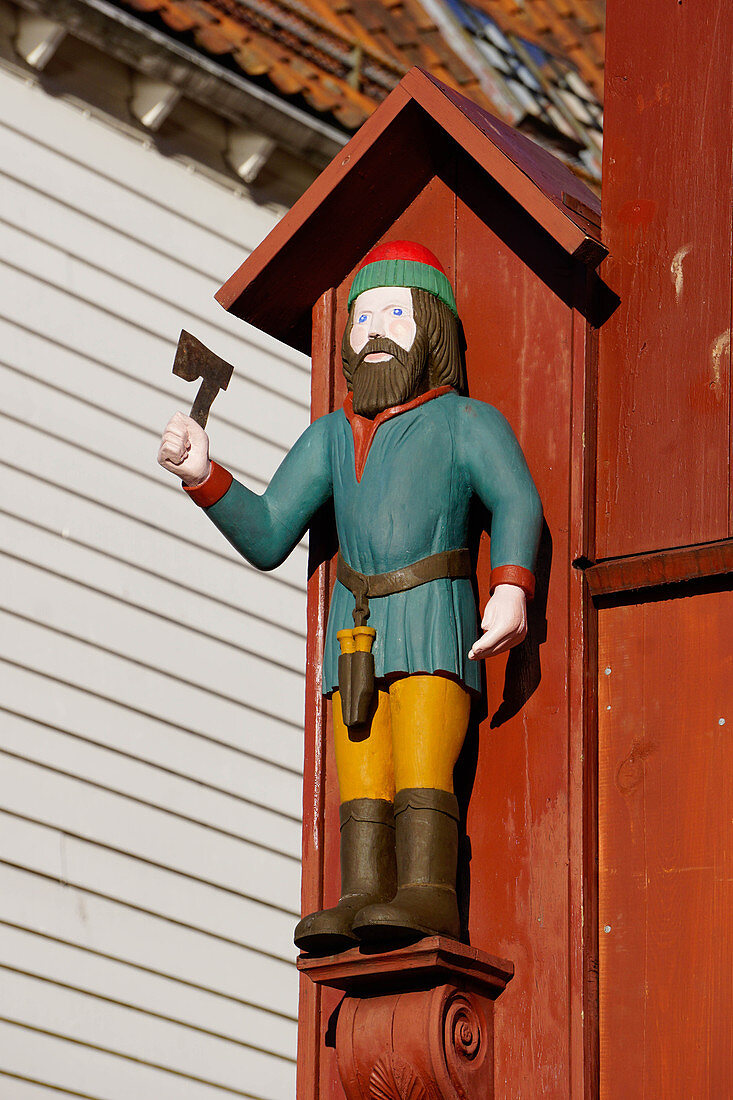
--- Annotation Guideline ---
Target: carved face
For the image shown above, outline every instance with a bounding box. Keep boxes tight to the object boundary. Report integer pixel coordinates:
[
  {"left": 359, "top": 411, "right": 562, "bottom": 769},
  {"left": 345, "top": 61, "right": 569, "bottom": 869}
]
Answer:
[
  {"left": 342, "top": 286, "right": 466, "bottom": 419},
  {"left": 349, "top": 286, "right": 417, "bottom": 360},
  {"left": 344, "top": 287, "right": 429, "bottom": 418}
]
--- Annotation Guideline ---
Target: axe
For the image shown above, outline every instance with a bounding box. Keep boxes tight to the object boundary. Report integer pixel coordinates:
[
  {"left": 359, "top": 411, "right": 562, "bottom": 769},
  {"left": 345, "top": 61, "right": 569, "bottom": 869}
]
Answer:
[{"left": 172, "top": 330, "right": 234, "bottom": 429}]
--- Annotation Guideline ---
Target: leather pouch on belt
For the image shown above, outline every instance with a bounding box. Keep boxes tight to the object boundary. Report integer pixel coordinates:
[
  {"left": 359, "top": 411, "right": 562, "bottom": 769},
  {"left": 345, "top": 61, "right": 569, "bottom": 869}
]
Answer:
[{"left": 337, "top": 627, "right": 377, "bottom": 728}]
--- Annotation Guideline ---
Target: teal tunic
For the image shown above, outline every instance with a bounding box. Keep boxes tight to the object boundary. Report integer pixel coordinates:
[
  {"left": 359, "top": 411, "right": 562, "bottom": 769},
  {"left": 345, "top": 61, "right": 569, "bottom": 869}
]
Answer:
[{"left": 203, "top": 391, "right": 542, "bottom": 695}]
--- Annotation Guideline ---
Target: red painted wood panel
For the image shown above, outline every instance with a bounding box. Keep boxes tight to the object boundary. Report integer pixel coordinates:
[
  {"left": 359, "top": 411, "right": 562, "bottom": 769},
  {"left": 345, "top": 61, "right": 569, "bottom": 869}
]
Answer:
[
  {"left": 455, "top": 155, "right": 579, "bottom": 1099},
  {"left": 597, "top": 0, "right": 733, "bottom": 557},
  {"left": 598, "top": 590, "right": 733, "bottom": 1098}
]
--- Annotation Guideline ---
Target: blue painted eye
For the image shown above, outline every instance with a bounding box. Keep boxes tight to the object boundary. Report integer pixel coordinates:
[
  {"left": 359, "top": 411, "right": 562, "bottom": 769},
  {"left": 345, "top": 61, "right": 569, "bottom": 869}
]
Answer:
[
  {"left": 357, "top": 314, "right": 368, "bottom": 324},
  {"left": 392, "top": 308, "right": 403, "bottom": 316}
]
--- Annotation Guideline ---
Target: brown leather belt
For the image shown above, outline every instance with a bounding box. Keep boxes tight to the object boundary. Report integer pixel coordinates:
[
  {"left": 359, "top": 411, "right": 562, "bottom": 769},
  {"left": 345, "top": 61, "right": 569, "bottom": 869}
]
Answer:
[{"left": 337, "top": 548, "right": 472, "bottom": 628}]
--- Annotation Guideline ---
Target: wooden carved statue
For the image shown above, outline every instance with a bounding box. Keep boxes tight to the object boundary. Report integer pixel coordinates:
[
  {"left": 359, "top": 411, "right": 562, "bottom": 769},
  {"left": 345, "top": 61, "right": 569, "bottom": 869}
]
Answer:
[{"left": 158, "top": 241, "right": 542, "bottom": 956}]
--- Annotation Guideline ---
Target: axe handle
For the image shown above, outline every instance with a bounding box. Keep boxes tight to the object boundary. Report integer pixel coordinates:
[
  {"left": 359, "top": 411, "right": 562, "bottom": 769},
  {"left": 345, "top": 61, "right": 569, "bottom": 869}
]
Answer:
[{"left": 189, "top": 379, "right": 221, "bottom": 429}]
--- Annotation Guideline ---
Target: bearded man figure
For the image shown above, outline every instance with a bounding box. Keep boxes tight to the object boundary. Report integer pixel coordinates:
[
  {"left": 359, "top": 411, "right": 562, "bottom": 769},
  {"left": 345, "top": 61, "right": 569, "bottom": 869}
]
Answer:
[{"left": 158, "top": 241, "right": 542, "bottom": 955}]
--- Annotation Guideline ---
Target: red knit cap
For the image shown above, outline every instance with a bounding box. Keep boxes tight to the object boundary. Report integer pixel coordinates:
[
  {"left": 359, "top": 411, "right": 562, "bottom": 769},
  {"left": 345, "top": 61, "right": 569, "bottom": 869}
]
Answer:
[{"left": 348, "top": 240, "right": 457, "bottom": 314}]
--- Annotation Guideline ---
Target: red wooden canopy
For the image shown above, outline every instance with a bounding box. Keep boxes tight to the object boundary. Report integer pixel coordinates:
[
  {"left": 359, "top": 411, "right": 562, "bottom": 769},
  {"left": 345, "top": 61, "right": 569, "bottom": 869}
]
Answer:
[{"left": 216, "top": 67, "right": 605, "bottom": 354}]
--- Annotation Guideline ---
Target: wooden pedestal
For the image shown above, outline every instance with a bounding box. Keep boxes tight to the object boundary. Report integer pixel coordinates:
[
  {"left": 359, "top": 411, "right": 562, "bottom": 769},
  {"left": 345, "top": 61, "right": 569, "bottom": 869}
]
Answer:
[{"left": 298, "top": 938, "right": 513, "bottom": 1100}]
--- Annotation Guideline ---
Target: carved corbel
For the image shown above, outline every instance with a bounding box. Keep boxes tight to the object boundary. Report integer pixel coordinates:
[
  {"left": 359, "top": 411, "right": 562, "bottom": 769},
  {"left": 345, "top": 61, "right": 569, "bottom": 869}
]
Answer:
[{"left": 298, "top": 937, "right": 513, "bottom": 1100}]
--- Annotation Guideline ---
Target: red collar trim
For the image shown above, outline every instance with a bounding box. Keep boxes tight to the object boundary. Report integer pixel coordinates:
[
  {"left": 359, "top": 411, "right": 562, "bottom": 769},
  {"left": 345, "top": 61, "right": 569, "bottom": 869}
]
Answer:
[{"left": 343, "top": 386, "right": 453, "bottom": 482}]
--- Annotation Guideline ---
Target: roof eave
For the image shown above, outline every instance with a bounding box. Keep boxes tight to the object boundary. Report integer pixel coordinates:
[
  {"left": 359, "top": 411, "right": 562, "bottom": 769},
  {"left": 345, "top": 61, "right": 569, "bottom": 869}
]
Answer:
[{"left": 216, "top": 68, "right": 606, "bottom": 354}]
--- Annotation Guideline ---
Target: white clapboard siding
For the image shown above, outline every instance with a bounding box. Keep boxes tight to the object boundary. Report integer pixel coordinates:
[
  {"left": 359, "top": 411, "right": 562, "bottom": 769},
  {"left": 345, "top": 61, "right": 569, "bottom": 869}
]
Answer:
[
  {"left": 0, "top": 612, "right": 303, "bottom": 769},
  {"left": 2, "top": 556, "right": 305, "bottom": 726},
  {"left": 0, "top": 666, "right": 303, "bottom": 817},
  {"left": 0, "top": 400, "right": 309, "bottom": 595},
  {"left": 0, "top": 966, "right": 296, "bottom": 1087},
  {"left": 0, "top": 923, "right": 296, "bottom": 1059},
  {"left": 0, "top": 463, "right": 307, "bottom": 636},
  {"left": 0, "top": 712, "right": 301, "bottom": 858},
  {"left": 0, "top": 217, "right": 311, "bottom": 425},
  {"left": 0, "top": 1072, "right": 102, "bottom": 1100},
  {"left": 0, "top": 316, "right": 295, "bottom": 492},
  {"left": 0, "top": 755, "right": 300, "bottom": 912},
  {"left": 0, "top": 865, "right": 298, "bottom": 1018},
  {"left": 0, "top": 567, "right": 305, "bottom": 733},
  {"left": 0, "top": 1013, "right": 293, "bottom": 1100},
  {"left": 0, "top": 403, "right": 308, "bottom": 591},
  {"left": 0, "top": 511, "right": 306, "bottom": 674},
  {"left": 0, "top": 388, "right": 309, "bottom": 594},
  {"left": 0, "top": 63, "right": 313, "bottom": 1097},
  {"left": 0, "top": 811, "right": 296, "bottom": 963}
]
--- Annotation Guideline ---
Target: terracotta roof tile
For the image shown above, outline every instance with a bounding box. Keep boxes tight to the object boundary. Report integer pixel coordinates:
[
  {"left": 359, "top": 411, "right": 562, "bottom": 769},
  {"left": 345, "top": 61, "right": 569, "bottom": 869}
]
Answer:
[
  {"left": 118, "top": 0, "right": 603, "bottom": 179},
  {"left": 474, "top": 0, "right": 604, "bottom": 98}
]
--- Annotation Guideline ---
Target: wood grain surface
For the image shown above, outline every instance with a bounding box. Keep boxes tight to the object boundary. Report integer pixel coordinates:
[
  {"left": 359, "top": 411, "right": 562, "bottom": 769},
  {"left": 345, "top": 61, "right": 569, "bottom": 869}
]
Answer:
[
  {"left": 598, "top": 589, "right": 732, "bottom": 1097},
  {"left": 597, "top": 0, "right": 733, "bottom": 558}
]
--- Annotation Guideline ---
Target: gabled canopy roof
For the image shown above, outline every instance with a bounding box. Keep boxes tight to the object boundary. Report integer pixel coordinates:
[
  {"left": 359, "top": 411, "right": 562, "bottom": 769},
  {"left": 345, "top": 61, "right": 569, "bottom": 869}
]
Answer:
[{"left": 216, "top": 67, "right": 605, "bottom": 354}]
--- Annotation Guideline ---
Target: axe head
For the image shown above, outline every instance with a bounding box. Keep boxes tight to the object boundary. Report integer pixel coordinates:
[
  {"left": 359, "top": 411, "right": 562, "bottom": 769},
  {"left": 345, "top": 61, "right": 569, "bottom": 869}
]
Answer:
[{"left": 173, "top": 330, "right": 234, "bottom": 428}]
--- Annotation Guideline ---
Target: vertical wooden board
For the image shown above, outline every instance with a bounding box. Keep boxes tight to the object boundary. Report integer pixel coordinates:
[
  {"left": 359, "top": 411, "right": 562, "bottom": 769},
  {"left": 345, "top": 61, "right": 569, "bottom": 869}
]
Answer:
[
  {"left": 597, "top": 0, "right": 733, "bottom": 557},
  {"left": 455, "top": 158, "right": 576, "bottom": 1097},
  {"left": 598, "top": 590, "right": 733, "bottom": 1098}
]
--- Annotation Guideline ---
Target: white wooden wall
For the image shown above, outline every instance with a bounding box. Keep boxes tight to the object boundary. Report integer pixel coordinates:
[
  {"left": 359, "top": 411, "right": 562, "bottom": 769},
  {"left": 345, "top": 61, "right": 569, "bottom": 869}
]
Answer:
[{"left": 0, "top": 65, "right": 311, "bottom": 1100}]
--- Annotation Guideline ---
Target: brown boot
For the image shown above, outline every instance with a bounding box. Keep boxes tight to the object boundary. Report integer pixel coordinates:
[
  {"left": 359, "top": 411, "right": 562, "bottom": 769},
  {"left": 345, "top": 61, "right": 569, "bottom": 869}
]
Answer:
[
  {"left": 351, "top": 788, "right": 460, "bottom": 943},
  {"left": 294, "top": 798, "right": 396, "bottom": 955}
]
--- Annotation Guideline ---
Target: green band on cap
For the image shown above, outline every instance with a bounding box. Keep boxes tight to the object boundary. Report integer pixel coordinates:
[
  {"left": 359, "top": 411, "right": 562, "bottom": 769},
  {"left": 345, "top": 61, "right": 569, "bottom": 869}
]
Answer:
[{"left": 348, "top": 258, "right": 457, "bottom": 315}]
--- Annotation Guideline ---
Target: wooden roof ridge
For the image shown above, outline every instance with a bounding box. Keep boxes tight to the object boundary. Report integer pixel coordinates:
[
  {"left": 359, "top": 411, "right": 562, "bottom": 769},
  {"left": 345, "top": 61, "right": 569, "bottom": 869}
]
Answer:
[
  {"left": 414, "top": 70, "right": 601, "bottom": 234},
  {"left": 215, "top": 66, "right": 605, "bottom": 353}
]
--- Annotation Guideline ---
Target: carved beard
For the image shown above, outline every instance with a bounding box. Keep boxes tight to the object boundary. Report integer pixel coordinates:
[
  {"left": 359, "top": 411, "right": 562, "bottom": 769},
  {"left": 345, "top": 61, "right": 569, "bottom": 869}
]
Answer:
[{"left": 348, "top": 332, "right": 429, "bottom": 419}]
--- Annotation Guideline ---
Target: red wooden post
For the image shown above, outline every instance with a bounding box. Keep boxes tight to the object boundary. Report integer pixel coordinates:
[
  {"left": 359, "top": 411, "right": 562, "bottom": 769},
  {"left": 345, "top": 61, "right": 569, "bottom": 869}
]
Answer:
[{"left": 597, "top": 2, "right": 732, "bottom": 1095}]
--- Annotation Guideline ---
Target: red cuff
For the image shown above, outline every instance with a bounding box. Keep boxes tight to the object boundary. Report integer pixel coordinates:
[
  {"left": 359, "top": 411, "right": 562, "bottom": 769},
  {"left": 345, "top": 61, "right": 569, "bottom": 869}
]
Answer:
[
  {"left": 490, "top": 564, "right": 535, "bottom": 600},
  {"left": 183, "top": 461, "right": 233, "bottom": 508}
]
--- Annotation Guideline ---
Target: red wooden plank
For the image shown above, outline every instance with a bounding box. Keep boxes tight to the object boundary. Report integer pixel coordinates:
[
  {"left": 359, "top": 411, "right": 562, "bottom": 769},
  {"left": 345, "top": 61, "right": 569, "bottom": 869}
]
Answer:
[
  {"left": 597, "top": 0, "right": 733, "bottom": 557},
  {"left": 598, "top": 591, "right": 733, "bottom": 1098},
  {"left": 298, "top": 935, "right": 514, "bottom": 994},
  {"left": 455, "top": 152, "right": 579, "bottom": 1098},
  {"left": 568, "top": 273, "right": 600, "bottom": 1100},
  {"left": 585, "top": 539, "right": 733, "bottom": 598}
]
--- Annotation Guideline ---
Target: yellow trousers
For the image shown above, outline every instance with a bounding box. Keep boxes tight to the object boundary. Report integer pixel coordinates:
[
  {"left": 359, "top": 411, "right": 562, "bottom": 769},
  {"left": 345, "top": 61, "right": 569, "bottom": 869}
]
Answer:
[{"left": 333, "top": 674, "right": 472, "bottom": 802}]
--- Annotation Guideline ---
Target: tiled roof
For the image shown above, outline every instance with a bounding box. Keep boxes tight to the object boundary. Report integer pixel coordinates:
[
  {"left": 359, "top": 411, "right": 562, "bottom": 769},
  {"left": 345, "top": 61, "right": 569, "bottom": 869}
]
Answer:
[
  {"left": 447, "top": 0, "right": 602, "bottom": 177},
  {"left": 120, "top": 0, "right": 603, "bottom": 176},
  {"left": 472, "top": 1, "right": 604, "bottom": 100}
]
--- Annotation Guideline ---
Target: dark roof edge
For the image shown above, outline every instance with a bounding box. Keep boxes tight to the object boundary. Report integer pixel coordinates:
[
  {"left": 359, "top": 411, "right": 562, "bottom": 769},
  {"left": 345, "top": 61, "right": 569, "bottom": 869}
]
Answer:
[{"left": 15, "top": 0, "right": 348, "bottom": 164}]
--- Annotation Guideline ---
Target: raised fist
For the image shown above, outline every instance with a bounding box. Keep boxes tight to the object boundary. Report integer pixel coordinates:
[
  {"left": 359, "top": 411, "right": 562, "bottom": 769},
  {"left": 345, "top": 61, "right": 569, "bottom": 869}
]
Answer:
[{"left": 157, "top": 411, "right": 211, "bottom": 487}]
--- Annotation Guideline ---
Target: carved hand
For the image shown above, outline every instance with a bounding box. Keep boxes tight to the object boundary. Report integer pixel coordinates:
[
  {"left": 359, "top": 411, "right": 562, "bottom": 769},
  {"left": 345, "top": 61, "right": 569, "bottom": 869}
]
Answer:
[
  {"left": 468, "top": 583, "right": 527, "bottom": 660},
  {"left": 157, "top": 411, "right": 211, "bottom": 486}
]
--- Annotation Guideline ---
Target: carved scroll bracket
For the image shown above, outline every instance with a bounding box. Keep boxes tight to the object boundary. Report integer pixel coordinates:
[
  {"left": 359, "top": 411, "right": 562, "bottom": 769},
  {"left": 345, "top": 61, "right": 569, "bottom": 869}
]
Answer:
[{"left": 298, "top": 937, "right": 514, "bottom": 1100}]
